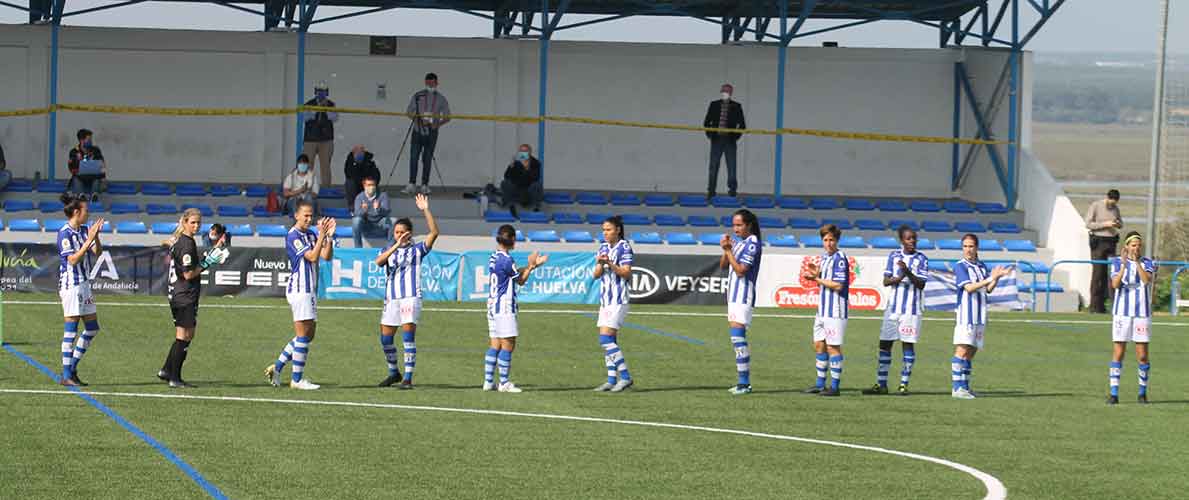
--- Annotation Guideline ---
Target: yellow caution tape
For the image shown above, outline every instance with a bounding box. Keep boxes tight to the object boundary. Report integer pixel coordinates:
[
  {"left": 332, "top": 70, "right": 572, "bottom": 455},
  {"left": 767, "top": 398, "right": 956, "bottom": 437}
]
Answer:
[{"left": 0, "top": 103, "right": 1007, "bottom": 146}]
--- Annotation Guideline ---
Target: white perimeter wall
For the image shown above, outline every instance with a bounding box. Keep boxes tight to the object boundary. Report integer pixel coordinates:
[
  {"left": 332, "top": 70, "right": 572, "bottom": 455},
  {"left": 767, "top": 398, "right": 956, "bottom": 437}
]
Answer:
[{"left": 1, "top": 25, "right": 1027, "bottom": 199}]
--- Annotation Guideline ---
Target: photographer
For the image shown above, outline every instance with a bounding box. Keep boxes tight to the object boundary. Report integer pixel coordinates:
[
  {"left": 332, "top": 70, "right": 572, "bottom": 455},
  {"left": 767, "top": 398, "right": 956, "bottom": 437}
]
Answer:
[{"left": 1085, "top": 189, "right": 1123, "bottom": 314}]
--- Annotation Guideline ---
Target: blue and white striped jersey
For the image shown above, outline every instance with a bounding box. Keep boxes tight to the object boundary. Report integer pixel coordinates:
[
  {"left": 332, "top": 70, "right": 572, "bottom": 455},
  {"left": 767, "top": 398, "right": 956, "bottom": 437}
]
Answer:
[
  {"left": 954, "top": 259, "right": 989, "bottom": 325},
  {"left": 286, "top": 227, "right": 319, "bottom": 295},
  {"left": 1111, "top": 257, "right": 1155, "bottom": 318},
  {"left": 488, "top": 250, "right": 518, "bottom": 315},
  {"left": 727, "top": 235, "right": 762, "bottom": 307},
  {"left": 383, "top": 242, "right": 429, "bottom": 301},
  {"left": 817, "top": 251, "right": 850, "bottom": 319},
  {"left": 57, "top": 224, "right": 92, "bottom": 290},
  {"left": 884, "top": 249, "right": 929, "bottom": 315},
  {"left": 598, "top": 240, "right": 634, "bottom": 306}
]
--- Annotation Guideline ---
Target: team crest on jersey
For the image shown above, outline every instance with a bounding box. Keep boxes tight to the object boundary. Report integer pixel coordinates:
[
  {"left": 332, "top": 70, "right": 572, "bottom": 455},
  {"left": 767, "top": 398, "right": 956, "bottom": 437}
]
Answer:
[{"left": 797, "top": 255, "right": 860, "bottom": 289}]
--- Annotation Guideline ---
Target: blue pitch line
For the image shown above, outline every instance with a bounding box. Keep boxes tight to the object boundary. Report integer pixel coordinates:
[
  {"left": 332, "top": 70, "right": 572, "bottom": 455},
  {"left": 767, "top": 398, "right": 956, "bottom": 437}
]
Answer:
[
  {"left": 3, "top": 344, "right": 228, "bottom": 500},
  {"left": 579, "top": 313, "right": 705, "bottom": 346}
]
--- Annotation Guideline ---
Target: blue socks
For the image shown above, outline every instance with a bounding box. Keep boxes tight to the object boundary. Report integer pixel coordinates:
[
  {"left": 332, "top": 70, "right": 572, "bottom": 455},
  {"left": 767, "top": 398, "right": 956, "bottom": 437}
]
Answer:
[
  {"left": 275, "top": 338, "right": 296, "bottom": 375},
  {"left": 828, "top": 355, "right": 844, "bottom": 392},
  {"left": 70, "top": 319, "right": 100, "bottom": 373},
  {"left": 729, "top": 327, "right": 750, "bottom": 386},
  {"left": 900, "top": 349, "right": 916, "bottom": 386},
  {"left": 61, "top": 320, "right": 79, "bottom": 378},
  {"left": 497, "top": 350, "right": 513, "bottom": 385},
  {"left": 483, "top": 348, "right": 499, "bottom": 384},
  {"left": 1138, "top": 363, "right": 1150, "bottom": 396},
  {"left": 951, "top": 356, "right": 965, "bottom": 391},
  {"left": 599, "top": 335, "right": 631, "bottom": 384},
  {"left": 814, "top": 353, "right": 828, "bottom": 389},
  {"left": 1109, "top": 361, "right": 1122, "bottom": 397},
  {"left": 380, "top": 334, "right": 399, "bottom": 377},
  {"left": 291, "top": 336, "right": 311, "bottom": 383},
  {"left": 876, "top": 349, "right": 891, "bottom": 387},
  {"left": 402, "top": 331, "right": 417, "bottom": 382}
]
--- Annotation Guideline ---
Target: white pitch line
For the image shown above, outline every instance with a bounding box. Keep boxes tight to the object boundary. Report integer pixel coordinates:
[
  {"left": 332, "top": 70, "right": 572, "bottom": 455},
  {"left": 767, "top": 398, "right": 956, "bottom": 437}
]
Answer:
[
  {"left": 0, "top": 388, "right": 1006, "bottom": 500},
  {"left": 4, "top": 299, "right": 1186, "bottom": 327}
]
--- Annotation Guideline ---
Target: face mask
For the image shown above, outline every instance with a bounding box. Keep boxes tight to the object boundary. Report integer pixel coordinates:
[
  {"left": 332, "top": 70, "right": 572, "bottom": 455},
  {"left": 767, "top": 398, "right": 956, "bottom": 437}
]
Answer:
[
  {"left": 315, "top": 91, "right": 328, "bottom": 100},
  {"left": 425, "top": 86, "right": 436, "bottom": 93},
  {"left": 721, "top": 92, "right": 731, "bottom": 101},
  {"left": 516, "top": 152, "right": 530, "bottom": 162},
  {"left": 297, "top": 163, "right": 309, "bottom": 173},
  {"left": 354, "top": 152, "right": 365, "bottom": 162},
  {"left": 82, "top": 139, "right": 92, "bottom": 148},
  {"left": 365, "top": 187, "right": 376, "bottom": 196}
]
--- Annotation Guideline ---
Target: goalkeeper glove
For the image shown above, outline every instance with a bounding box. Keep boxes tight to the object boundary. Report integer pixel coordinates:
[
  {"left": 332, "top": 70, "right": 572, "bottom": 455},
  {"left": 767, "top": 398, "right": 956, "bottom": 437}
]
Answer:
[{"left": 200, "top": 247, "right": 230, "bottom": 269}]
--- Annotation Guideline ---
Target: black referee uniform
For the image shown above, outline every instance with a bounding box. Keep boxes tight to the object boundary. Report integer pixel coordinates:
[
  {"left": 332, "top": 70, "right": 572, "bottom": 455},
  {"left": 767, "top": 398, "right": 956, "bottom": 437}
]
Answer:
[{"left": 160, "top": 233, "right": 201, "bottom": 386}]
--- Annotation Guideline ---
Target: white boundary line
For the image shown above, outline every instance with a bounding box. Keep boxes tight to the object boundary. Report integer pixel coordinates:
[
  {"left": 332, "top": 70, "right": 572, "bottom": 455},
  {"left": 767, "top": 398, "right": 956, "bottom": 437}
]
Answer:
[
  {"left": 4, "top": 299, "right": 1185, "bottom": 326},
  {"left": 0, "top": 388, "right": 1006, "bottom": 500}
]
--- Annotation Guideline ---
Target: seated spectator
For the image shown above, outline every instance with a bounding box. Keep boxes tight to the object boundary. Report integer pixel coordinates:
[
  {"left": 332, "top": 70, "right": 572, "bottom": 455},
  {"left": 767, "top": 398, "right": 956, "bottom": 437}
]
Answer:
[
  {"left": 351, "top": 177, "right": 391, "bottom": 248},
  {"left": 344, "top": 145, "right": 380, "bottom": 207},
  {"left": 0, "top": 142, "right": 9, "bottom": 191},
  {"left": 202, "top": 223, "right": 232, "bottom": 248},
  {"left": 500, "top": 143, "right": 543, "bottom": 217},
  {"left": 68, "top": 128, "right": 106, "bottom": 201},
  {"left": 282, "top": 154, "right": 320, "bottom": 215}
]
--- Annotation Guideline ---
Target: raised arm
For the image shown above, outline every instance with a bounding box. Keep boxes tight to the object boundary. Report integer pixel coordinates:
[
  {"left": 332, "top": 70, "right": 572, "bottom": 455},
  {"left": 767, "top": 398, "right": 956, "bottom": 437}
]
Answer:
[
  {"left": 415, "top": 194, "right": 439, "bottom": 250},
  {"left": 320, "top": 219, "right": 336, "bottom": 261},
  {"left": 516, "top": 252, "right": 548, "bottom": 286}
]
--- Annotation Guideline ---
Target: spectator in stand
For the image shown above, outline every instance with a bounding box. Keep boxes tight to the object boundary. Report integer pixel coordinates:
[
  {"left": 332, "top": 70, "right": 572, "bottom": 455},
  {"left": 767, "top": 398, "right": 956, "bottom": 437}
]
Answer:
[
  {"left": 202, "top": 223, "right": 232, "bottom": 248},
  {"left": 344, "top": 144, "right": 380, "bottom": 208},
  {"left": 67, "top": 129, "right": 107, "bottom": 201},
  {"left": 303, "top": 81, "right": 338, "bottom": 187},
  {"left": 703, "top": 83, "right": 746, "bottom": 199},
  {"left": 404, "top": 72, "right": 450, "bottom": 195},
  {"left": 1085, "top": 189, "right": 1124, "bottom": 314},
  {"left": 0, "top": 142, "right": 9, "bottom": 191},
  {"left": 282, "top": 154, "right": 320, "bottom": 216},
  {"left": 352, "top": 177, "right": 391, "bottom": 248},
  {"left": 500, "top": 144, "right": 543, "bottom": 218}
]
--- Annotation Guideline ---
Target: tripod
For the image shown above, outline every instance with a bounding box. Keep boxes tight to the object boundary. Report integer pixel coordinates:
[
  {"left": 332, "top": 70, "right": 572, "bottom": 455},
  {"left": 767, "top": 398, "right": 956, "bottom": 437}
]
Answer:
[{"left": 387, "top": 119, "right": 447, "bottom": 193}]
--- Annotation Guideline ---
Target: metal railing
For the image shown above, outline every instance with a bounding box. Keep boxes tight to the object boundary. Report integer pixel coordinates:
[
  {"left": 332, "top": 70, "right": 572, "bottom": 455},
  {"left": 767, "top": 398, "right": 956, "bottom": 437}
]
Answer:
[
  {"left": 1169, "top": 265, "right": 1189, "bottom": 316},
  {"left": 931, "top": 258, "right": 1041, "bottom": 311},
  {"left": 1044, "top": 259, "right": 1189, "bottom": 313}
]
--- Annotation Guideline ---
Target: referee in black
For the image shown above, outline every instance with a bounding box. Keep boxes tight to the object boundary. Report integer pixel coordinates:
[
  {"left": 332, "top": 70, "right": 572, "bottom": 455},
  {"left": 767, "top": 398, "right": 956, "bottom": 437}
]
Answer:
[{"left": 158, "top": 208, "right": 227, "bottom": 388}]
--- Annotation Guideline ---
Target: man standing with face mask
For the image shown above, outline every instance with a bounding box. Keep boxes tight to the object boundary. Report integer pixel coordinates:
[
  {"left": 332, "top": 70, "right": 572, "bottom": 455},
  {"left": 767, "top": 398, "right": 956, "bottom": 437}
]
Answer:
[
  {"left": 344, "top": 144, "right": 381, "bottom": 208},
  {"left": 703, "top": 83, "right": 746, "bottom": 199},
  {"left": 303, "top": 81, "right": 338, "bottom": 187},
  {"left": 405, "top": 73, "right": 451, "bottom": 195}
]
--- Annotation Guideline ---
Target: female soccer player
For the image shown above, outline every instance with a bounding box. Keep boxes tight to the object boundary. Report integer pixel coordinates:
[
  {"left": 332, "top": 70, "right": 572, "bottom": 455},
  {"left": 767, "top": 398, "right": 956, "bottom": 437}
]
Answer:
[
  {"left": 157, "top": 208, "right": 228, "bottom": 388},
  {"left": 1107, "top": 231, "right": 1156, "bottom": 405},
  {"left": 591, "top": 216, "right": 634, "bottom": 392},
  {"left": 265, "top": 201, "right": 335, "bottom": 390},
  {"left": 483, "top": 224, "right": 548, "bottom": 393},
  {"left": 864, "top": 225, "right": 928, "bottom": 396},
  {"left": 375, "top": 193, "right": 439, "bottom": 389},
  {"left": 802, "top": 224, "right": 849, "bottom": 397},
  {"left": 719, "top": 209, "right": 761, "bottom": 395},
  {"left": 57, "top": 193, "right": 105, "bottom": 387},
  {"left": 951, "top": 233, "right": 1009, "bottom": 400}
]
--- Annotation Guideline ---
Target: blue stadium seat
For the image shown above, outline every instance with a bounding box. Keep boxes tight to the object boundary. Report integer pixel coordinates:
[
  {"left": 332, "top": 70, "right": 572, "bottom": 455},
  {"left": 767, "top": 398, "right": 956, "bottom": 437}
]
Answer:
[
  {"left": 252, "top": 206, "right": 279, "bottom": 217},
  {"left": 586, "top": 213, "right": 612, "bottom": 224},
  {"left": 577, "top": 192, "right": 608, "bottom": 205},
  {"left": 744, "top": 196, "right": 775, "bottom": 209},
  {"left": 839, "top": 236, "right": 866, "bottom": 248},
  {"left": 855, "top": 219, "right": 885, "bottom": 231},
  {"left": 928, "top": 260, "right": 951, "bottom": 272},
  {"left": 976, "top": 202, "right": 1009, "bottom": 214},
  {"left": 116, "top": 221, "right": 148, "bottom": 234},
  {"left": 610, "top": 194, "right": 642, "bottom": 206},
  {"left": 106, "top": 182, "right": 138, "bottom": 195},
  {"left": 226, "top": 224, "right": 253, "bottom": 237},
  {"left": 845, "top": 199, "right": 875, "bottom": 211},
  {"left": 870, "top": 236, "right": 900, "bottom": 249},
  {"left": 910, "top": 200, "right": 942, "bottom": 212},
  {"left": 801, "top": 234, "right": 824, "bottom": 248},
  {"left": 36, "top": 180, "right": 67, "bottom": 193},
  {"left": 563, "top": 231, "right": 595, "bottom": 243},
  {"left": 152, "top": 222, "right": 179, "bottom": 234},
  {"left": 678, "top": 194, "right": 709, "bottom": 207},
  {"left": 688, "top": 215, "right": 718, "bottom": 227},
  {"left": 4, "top": 180, "right": 34, "bottom": 192},
  {"left": 218, "top": 205, "right": 250, "bottom": 217},
  {"left": 954, "top": 221, "right": 987, "bottom": 233},
  {"left": 916, "top": 238, "right": 936, "bottom": 250},
  {"left": 936, "top": 239, "right": 963, "bottom": 250},
  {"left": 758, "top": 216, "right": 785, "bottom": 229},
  {"left": 621, "top": 214, "right": 651, "bottom": 226},
  {"left": 631, "top": 232, "right": 663, "bottom": 244},
  {"left": 321, "top": 207, "right": 351, "bottom": 219},
  {"left": 334, "top": 226, "right": 353, "bottom": 239},
  {"left": 200, "top": 223, "right": 213, "bottom": 234},
  {"left": 176, "top": 184, "right": 207, "bottom": 196},
  {"left": 89, "top": 202, "right": 107, "bottom": 213},
  {"left": 877, "top": 200, "right": 908, "bottom": 212},
  {"left": 778, "top": 197, "right": 809, "bottom": 210},
  {"left": 769, "top": 234, "right": 799, "bottom": 247},
  {"left": 544, "top": 192, "right": 574, "bottom": 205},
  {"left": 319, "top": 187, "right": 345, "bottom": 200},
  {"left": 518, "top": 212, "right": 549, "bottom": 223},
  {"left": 527, "top": 230, "right": 561, "bottom": 242},
  {"left": 4, "top": 200, "right": 35, "bottom": 212},
  {"left": 888, "top": 219, "right": 919, "bottom": 231},
  {"left": 141, "top": 183, "right": 172, "bottom": 196},
  {"left": 711, "top": 196, "right": 741, "bottom": 208},
  {"left": 944, "top": 200, "right": 975, "bottom": 213},
  {"left": 147, "top": 203, "right": 178, "bottom": 215},
  {"left": 989, "top": 222, "right": 1022, "bottom": 234},
  {"left": 921, "top": 220, "right": 953, "bottom": 232},
  {"left": 43, "top": 219, "right": 67, "bottom": 232},
  {"left": 39, "top": 200, "right": 64, "bottom": 213},
  {"left": 720, "top": 215, "right": 733, "bottom": 227},
  {"left": 245, "top": 185, "right": 270, "bottom": 198},
  {"left": 485, "top": 210, "right": 516, "bottom": 223},
  {"left": 1019, "top": 261, "right": 1050, "bottom": 273},
  {"left": 644, "top": 194, "right": 675, "bottom": 207},
  {"left": 182, "top": 204, "right": 214, "bottom": 217},
  {"left": 698, "top": 232, "right": 725, "bottom": 245},
  {"left": 810, "top": 198, "right": 839, "bottom": 210},
  {"left": 211, "top": 185, "right": 240, "bottom": 197},
  {"left": 821, "top": 218, "right": 853, "bottom": 230},
  {"left": 552, "top": 212, "right": 582, "bottom": 224},
  {"left": 257, "top": 224, "right": 289, "bottom": 237},
  {"left": 1004, "top": 239, "right": 1037, "bottom": 252},
  {"left": 789, "top": 217, "right": 818, "bottom": 230},
  {"left": 98, "top": 221, "right": 113, "bottom": 233},
  {"left": 666, "top": 232, "right": 697, "bottom": 245},
  {"left": 654, "top": 214, "right": 685, "bottom": 227},
  {"left": 110, "top": 202, "right": 141, "bottom": 215}
]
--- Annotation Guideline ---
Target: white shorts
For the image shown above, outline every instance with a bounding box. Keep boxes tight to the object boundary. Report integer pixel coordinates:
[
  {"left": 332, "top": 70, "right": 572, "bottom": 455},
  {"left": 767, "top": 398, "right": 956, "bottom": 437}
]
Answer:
[
  {"left": 880, "top": 311, "right": 922, "bottom": 343},
  {"left": 1112, "top": 316, "right": 1151, "bottom": 343},
  {"left": 953, "top": 324, "right": 986, "bottom": 349},
  {"left": 813, "top": 317, "right": 847, "bottom": 346},
  {"left": 287, "top": 293, "right": 317, "bottom": 322},
  {"left": 60, "top": 282, "right": 97, "bottom": 317},
  {"left": 488, "top": 313, "right": 519, "bottom": 339},
  {"left": 382, "top": 297, "right": 422, "bottom": 327},
  {"left": 727, "top": 303, "right": 754, "bottom": 326},
  {"left": 597, "top": 304, "right": 629, "bottom": 330}
]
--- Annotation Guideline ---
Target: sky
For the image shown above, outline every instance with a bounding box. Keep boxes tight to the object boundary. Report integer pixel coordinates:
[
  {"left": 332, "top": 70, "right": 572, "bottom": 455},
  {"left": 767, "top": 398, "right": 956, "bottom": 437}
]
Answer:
[{"left": 0, "top": 1, "right": 1186, "bottom": 54}]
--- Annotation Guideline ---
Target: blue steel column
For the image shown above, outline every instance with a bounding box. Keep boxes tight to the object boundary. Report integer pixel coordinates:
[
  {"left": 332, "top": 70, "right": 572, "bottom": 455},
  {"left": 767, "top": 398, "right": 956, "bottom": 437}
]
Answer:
[
  {"left": 773, "top": 0, "right": 788, "bottom": 198},
  {"left": 46, "top": 18, "right": 60, "bottom": 179},
  {"left": 1006, "top": 0, "right": 1019, "bottom": 208},
  {"left": 536, "top": 0, "right": 549, "bottom": 171},
  {"left": 294, "top": 0, "right": 307, "bottom": 162},
  {"left": 952, "top": 62, "right": 960, "bottom": 190}
]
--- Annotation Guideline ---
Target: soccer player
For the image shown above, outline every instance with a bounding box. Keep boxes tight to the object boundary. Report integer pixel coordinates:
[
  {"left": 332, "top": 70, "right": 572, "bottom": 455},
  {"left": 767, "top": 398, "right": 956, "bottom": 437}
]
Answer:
[
  {"left": 483, "top": 224, "right": 548, "bottom": 393},
  {"left": 591, "top": 216, "right": 634, "bottom": 392},
  {"left": 57, "top": 193, "right": 105, "bottom": 387},
  {"left": 951, "top": 233, "right": 1010, "bottom": 400},
  {"left": 1106, "top": 231, "right": 1156, "bottom": 405},
  {"left": 864, "top": 225, "right": 928, "bottom": 396},
  {"left": 719, "top": 209, "right": 762, "bottom": 395},
  {"left": 375, "top": 193, "right": 440, "bottom": 389},
  {"left": 803, "top": 224, "right": 849, "bottom": 397},
  {"left": 157, "top": 208, "right": 229, "bottom": 388},
  {"left": 265, "top": 201, "right": 335, "bottom": 390}
]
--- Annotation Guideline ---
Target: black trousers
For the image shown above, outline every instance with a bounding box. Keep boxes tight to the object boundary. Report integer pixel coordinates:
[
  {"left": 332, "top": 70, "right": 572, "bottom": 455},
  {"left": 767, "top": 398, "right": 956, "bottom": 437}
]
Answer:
[
  {"left": 409, "top": 130, "right": 438, "bottom": 185},
  {"left": 708, "top": 138, "right": 738, "bottom": 197},
  {"left": 1088, "top": 235, "right": 1119, "bottom": 313}
]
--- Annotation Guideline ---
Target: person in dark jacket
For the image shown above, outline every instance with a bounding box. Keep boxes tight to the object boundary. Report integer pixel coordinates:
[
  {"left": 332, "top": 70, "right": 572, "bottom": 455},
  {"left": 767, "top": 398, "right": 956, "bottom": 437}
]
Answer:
[
  {"left": 302, "top": 81, "right": 338, "bottom": 187},
  {"left": 344, "top": 145, "right": 381, "bottom": 207},
  {"left": 703, "top": 83, "right": 746, "bottom": 199},
  {"left": 500, "top": 144, "right": 543, "bottom": 217},
  {"left": 67, "top": 128, "right": 107, "bottom": 201}
]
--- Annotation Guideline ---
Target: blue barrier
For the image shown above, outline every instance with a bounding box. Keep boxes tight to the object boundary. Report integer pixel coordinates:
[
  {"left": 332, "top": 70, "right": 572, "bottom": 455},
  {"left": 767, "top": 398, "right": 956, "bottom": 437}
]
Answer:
[
  {"left": 1044, "top": 259, "right": 1189, "bottom": 313},
  {"left": 1170, "top": 265, "right": 1189, "bottom": 316}
]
